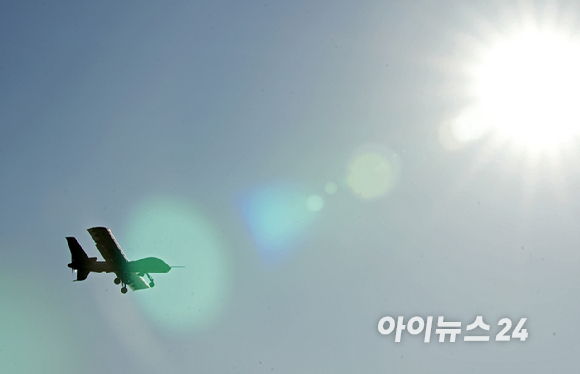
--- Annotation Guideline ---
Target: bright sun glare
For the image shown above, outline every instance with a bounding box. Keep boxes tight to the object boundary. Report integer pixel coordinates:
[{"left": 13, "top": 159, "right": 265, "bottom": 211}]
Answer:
[
  {"left": 442, "top": 8, "right": 580, "bottom": 159},
  {"left": 472, "top": 26, "right": 580, "bottom": 152}
]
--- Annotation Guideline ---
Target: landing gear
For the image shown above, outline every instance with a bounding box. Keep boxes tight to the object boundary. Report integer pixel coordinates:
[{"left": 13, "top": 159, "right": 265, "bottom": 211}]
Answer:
[
  {"left": 145, "top": 273, "right": 155, "bottom": 288},
  {"left": 116, "top": 276, "right": 128, "bottom": 294},
  {"left": 117, "top": 273, "right": 129, "bottom": 294}
]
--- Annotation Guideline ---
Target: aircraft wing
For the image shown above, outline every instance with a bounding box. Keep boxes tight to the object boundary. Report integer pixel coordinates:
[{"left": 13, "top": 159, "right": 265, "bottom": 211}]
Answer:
[
  {"left": 87, "top": 227, "right": 149, "bottom": 291},
  {"left": 123, "top": 272, "right": 150, "bottom": 291},
  {"left": 87, "top": 227, "right": 129, "bottom": 267}
]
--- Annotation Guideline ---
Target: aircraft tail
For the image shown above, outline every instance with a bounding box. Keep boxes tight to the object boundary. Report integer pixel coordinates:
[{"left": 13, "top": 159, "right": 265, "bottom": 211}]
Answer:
[{"left": 66, "top": 237, "right": 93, "bottom": 281}]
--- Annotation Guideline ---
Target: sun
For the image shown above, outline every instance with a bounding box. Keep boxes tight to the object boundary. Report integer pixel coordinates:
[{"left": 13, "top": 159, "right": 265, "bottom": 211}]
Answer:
[
  {"left": 441, "top": 6, "right": 580, "bottom": 158},
  {"left": 433, "top": 4, "right": 580, "bottom": 206},
  {"left": 471, "top": 25, "right": 580, "bottom": 153}
]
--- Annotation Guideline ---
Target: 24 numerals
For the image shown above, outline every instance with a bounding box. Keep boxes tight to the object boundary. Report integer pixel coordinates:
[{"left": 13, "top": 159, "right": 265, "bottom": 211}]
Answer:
[{"left": 496, "top": 318, "right": 528, "bottom": 341}]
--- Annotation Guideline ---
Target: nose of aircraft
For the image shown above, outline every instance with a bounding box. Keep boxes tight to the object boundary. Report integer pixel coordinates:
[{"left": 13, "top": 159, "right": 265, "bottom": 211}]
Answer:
[{"left": 128, "top": 257, "right": 172, "bottom": 273}]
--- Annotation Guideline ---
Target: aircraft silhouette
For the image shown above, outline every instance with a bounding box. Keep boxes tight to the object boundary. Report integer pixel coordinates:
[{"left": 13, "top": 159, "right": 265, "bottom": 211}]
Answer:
[{"left": 67, "top": 227, "right": 175, "bottom": 293}]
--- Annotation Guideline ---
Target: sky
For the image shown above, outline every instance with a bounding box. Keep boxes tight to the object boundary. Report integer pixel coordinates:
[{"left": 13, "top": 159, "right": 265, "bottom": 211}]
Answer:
[{"left": 3, "top": 0, "right": 580, "bottom": 372}]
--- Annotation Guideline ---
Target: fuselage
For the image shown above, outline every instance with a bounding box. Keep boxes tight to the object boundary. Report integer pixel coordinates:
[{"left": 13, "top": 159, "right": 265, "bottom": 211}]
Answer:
[{"left": 68, "top": 257, "right": 171, "bottom": 274}]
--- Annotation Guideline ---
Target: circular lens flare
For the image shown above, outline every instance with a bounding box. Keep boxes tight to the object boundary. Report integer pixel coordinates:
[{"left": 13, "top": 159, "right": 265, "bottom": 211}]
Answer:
[
  {"left": 306, "top": 194, "right": 324, "bottom": 212},
  {"left": 124, "top": 196, "right": 232, "bottom": 334},
  {"left": 324, "top": 182, "right": 338, "bottom": 195},
  {"left": 239, "top": 184, "right": 321, "bottom": 264},
  {"left": 347, "top": 148, "right": 400, "bottom": 199}
]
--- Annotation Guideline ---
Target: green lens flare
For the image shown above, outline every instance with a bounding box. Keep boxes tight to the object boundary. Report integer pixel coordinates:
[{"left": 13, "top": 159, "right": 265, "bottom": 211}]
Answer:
[
  {"left": 0, "top": 266, "right": 81, "bottom": 373},
  {"left": 124, "top": 196, "right": 232, "bottom": 334},
  {"left": 347, "top": 150, "right": 400, "bottom": 199},
  {"left": 324, "top": 182, "right": 338, "bottom": 195},
  {"left": 306, "top": 194, "right": 324, "bottom": 212}
]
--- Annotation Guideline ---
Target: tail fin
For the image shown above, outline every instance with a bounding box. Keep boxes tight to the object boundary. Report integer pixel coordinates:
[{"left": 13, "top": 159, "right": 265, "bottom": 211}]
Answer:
[{"left": 66, "top": 237, "right": 91, "bottom": 281}]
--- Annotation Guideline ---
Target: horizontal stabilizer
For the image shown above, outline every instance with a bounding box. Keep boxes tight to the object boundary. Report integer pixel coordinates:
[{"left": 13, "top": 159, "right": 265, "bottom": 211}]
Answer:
[{"left": 75, "top": 269, "right": 90, "bottom": 281}]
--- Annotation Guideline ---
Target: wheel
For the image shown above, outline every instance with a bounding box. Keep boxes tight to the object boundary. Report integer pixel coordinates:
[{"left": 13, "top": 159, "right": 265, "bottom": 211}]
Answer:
[
  {"left": 149, "top": 281, "right": 155, "bottom": 288},
  {"left": 121, "top": 286, "right": 128, "bottom": 294},
  {"left": 114, "top": 278, "right": 121, "bottom": 285}
]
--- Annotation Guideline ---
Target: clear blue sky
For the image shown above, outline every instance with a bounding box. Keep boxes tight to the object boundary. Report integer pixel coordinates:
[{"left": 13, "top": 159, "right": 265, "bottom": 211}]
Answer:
[{"left": 2, "top": 0, "right": 580, "bottom": 372}]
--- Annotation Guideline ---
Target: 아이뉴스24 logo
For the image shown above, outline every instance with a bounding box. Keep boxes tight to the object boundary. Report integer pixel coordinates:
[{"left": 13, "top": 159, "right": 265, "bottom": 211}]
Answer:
[{"left": 378, "top": 315, "right": 528, "bottom": 342}]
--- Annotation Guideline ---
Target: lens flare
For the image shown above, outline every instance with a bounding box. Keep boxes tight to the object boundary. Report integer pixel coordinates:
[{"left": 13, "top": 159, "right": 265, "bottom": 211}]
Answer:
[
  {"left": 239, "top": 184, "right": 320, "bottom": 264},
  {"left": 346, "top": 147, "right": 400, "bottom": 199},
  {"left": 124, "top": 196, "right": 232, "bottom": 334},
  {"left": 439, "top": 105, "right": 491, "bottom": 151},
  {"left": 306, "top": 194, "right": 324, "bottom": 212},
  {"left": 324, "top": 182, "right": 338, "bottom": 195},
  {"left": 0, "top": 265, "right": 82, "bottom": 373}
]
